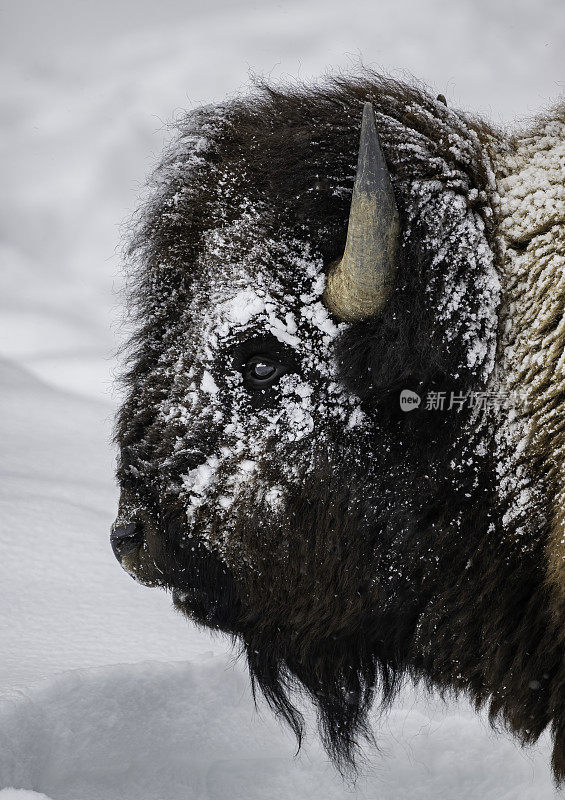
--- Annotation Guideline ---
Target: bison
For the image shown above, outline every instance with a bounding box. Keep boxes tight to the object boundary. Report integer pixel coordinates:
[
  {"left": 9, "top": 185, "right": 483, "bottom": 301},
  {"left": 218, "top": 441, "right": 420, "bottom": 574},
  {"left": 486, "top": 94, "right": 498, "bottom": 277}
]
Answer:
[{"left": 112, "top": 72, "right": 565, "bottom": 780}]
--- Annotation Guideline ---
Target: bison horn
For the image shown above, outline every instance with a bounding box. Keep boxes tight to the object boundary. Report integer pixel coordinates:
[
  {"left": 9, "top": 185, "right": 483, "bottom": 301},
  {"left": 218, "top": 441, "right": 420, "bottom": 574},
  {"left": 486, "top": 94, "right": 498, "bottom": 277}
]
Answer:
[{"left": 323, "top": 102, "right": 400, "bottom": 322}]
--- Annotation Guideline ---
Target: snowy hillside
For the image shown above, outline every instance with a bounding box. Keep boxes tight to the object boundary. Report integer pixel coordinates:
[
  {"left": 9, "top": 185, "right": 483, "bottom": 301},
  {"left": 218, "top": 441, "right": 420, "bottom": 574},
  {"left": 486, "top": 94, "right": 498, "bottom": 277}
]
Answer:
[{"left": 0, "top": 0, "right": 563, "bottom": 797}]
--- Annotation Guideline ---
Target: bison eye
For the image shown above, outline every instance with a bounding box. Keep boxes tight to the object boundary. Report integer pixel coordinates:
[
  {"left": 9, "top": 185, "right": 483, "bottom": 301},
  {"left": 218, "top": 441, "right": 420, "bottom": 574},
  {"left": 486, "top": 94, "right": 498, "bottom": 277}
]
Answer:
[{"left": 243, "top": 354, "right": 284, "bottom": 387}]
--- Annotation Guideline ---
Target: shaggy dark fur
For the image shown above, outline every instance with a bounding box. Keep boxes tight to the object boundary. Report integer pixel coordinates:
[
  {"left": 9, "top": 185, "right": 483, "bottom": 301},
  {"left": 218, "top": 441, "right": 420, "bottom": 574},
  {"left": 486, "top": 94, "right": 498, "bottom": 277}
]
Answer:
[{"left": 115, "top": 72, "right": 565, "bottom": 781}]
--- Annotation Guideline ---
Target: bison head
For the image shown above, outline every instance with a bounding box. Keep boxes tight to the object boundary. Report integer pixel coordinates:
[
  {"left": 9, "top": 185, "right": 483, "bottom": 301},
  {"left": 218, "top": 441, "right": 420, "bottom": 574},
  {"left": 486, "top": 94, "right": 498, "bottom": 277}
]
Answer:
[{"left": 113, "top": 74, "right": 565, "bottom": 775}]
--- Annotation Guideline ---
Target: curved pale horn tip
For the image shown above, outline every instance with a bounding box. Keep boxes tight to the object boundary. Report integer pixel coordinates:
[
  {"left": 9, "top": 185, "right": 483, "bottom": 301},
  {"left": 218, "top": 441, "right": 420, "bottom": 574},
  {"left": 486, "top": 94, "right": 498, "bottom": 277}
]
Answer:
[{"left": 323, "top": 101, "right": 400, "bottom": 322}]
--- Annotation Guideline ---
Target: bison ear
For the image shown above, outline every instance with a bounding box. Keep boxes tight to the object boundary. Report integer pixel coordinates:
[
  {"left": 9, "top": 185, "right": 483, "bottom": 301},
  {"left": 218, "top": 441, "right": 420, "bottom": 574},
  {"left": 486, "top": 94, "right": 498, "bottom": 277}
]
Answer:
[{"left": 323, "top": 102, "right": 400, "bottom": 322}]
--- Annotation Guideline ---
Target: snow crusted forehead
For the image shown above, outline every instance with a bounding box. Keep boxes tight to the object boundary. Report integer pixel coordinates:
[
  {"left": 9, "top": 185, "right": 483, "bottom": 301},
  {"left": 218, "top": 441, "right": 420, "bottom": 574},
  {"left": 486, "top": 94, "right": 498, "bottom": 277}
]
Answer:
[
  {"left": 162, "top": 211, "right": 368, "bottom": 552},
  {"left": 192, "top": 214, "right": 338, "bottom": 358}
]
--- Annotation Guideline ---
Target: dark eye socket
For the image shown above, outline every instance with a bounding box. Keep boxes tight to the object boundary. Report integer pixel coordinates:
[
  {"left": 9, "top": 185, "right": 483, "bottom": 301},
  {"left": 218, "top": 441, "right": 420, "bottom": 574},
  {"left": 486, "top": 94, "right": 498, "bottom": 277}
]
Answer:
[{"left": 243, "top": 354, "right": 284, "bottom": 387}]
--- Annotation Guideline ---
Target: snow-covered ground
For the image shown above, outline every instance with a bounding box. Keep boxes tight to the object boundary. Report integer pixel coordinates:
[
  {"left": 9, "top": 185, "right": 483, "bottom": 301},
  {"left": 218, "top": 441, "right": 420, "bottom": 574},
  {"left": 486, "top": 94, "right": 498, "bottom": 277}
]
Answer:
[{"left": 0, "top": 1, "right": 563, "bottom": 797}]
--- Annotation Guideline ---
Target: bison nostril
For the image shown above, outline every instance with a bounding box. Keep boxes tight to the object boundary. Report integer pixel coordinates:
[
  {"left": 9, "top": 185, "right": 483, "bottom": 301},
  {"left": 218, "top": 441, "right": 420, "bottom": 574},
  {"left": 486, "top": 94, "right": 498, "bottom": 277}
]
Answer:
[{"left": 110, "top": 522, "right": 144, "bottom": 559}]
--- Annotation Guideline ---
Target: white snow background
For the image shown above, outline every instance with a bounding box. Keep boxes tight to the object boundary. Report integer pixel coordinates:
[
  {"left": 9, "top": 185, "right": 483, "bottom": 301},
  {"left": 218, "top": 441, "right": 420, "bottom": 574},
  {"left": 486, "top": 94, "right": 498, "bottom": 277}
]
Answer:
[{"left": 0, "top": 1, "right": 563, "bottom": 797}]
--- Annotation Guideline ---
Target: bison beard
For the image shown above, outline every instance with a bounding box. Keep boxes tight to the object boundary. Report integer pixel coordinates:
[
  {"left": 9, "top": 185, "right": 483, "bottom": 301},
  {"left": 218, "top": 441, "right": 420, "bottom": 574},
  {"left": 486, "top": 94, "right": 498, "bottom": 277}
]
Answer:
[{"left": 114, "top": 73, "right": 565, "bottom": 781}]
